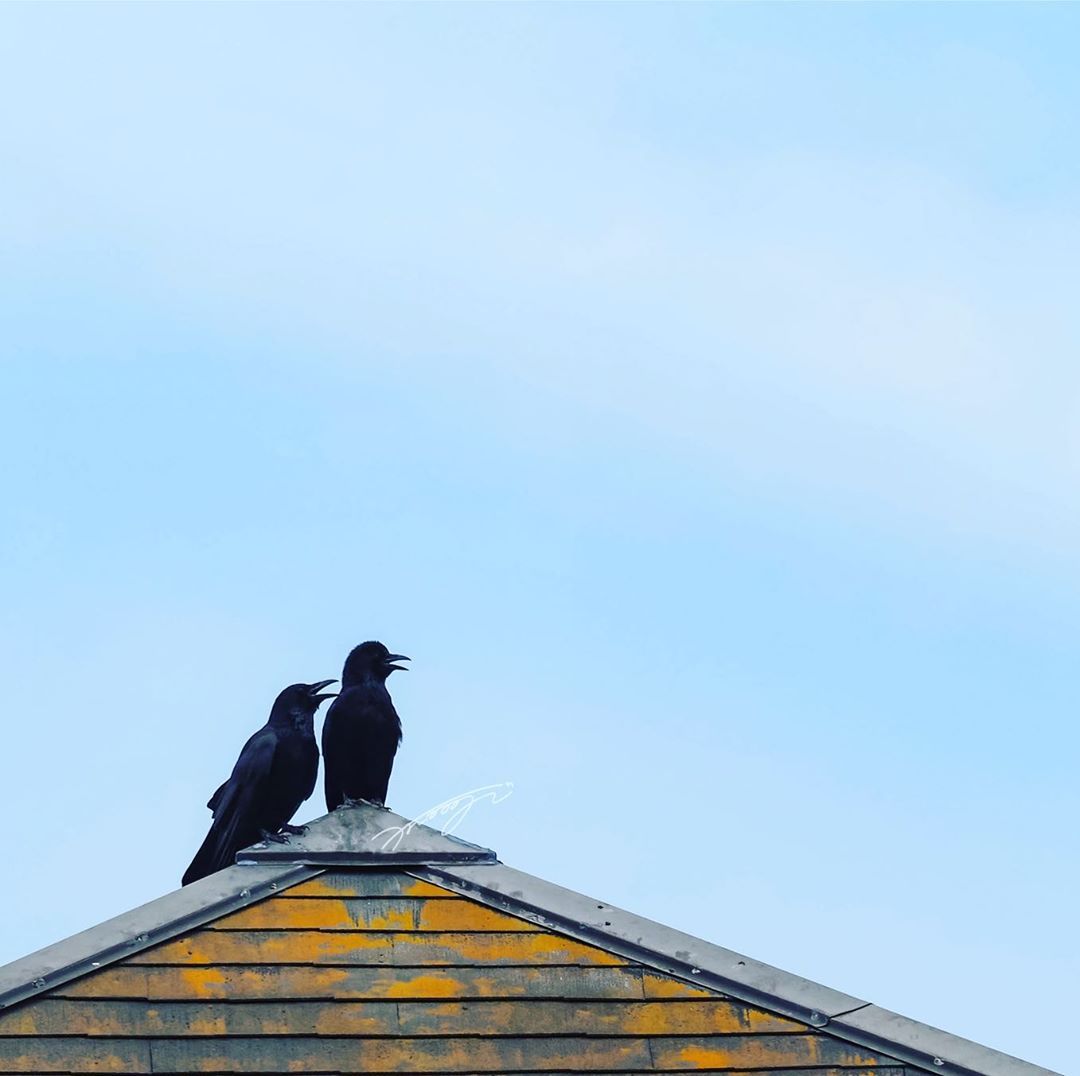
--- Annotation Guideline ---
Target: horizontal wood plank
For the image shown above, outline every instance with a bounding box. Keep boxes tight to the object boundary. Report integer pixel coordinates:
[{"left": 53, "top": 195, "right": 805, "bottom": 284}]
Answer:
[
  {"left": 0, "top": 999, "right": 394, "bottom": 1037},
  {"left": 211, "top": 898, "right": 539, "bottom": 932},
  {"left": 127, "top": 930, "right": 625, "bottom": 967},
  {"left": 0, "top": 1038, "right": 150, "bottom": 1073},
  {"left": 409, "top": 1071, "right": 908, "bottom": 1076},
  {"left": 397, "top": 1000, "right": 805, "bottom": 1037},
  {"left": 649, "top": 1034, "right": 899, "bottom": 1069},
  {"left": 0, "top": 998, "right": 804, "bottom": 1037},
  {"left": 282, "top": 873, "right": 455, "bottom": 899},
  {"left": 0, "top": 1035, "right": 899, "bottom": 1072},
  {"left": 141, "top": 1034, "right": 894, "bottom": 1072},
  {"left": 642, "top": 973, "right": 719, "bottom": 1000},
  {"left": 148, "top": 1036, "right": 651, "bottom": 1071},
  {"left": 452, "top": 1072, "right": 909, "bottom": 1076},
  {"left": 52, "top": 964, "right": 651, "bottom": 1001},
  {"left": 0, "top": 1040, "right": 904, "bottom": 1076}
]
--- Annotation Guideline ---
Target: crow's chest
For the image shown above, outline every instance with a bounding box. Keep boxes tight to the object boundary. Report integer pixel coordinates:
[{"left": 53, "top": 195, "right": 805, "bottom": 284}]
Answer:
[
  {"left": 274, "top": 733, "right": 319, "bottom": 780},
  {"left": 327, "top": 693, "right": 401, "bottom": 747}
]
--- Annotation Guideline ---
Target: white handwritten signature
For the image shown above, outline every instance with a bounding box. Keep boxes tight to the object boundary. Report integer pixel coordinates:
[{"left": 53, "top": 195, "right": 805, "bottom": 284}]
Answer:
[{"left": 372, "top": 782, "right": 514, "bottom": 851}]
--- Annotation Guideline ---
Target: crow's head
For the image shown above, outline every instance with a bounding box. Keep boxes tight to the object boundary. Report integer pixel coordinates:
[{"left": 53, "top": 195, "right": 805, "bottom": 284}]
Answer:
[
  {"left": 342, "top": 641, "right": 410, "bottom": 686},
  {"left": 272, "top": 679, "right": 339, "bottom": 721}
]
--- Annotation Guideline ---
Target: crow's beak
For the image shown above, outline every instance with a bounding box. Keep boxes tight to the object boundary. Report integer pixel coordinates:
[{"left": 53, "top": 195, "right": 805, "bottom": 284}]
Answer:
[
  {"left": 309, "top": 678, "right": 339, "bottom": 701},
  {"left": 384, "top": 654, "right": 410, "bottom": 672}
]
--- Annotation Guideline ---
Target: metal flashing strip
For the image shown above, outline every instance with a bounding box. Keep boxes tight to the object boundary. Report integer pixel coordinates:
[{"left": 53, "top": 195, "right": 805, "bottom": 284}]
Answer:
[
  {"left": 0, "top": 862, "right": 319, "bottom": 1012},
  {"left": 240, "top": 849, "right": 497, "bottom": 865},
  {"left": 412, "top": 863, "right": 1063, "bottom": 1076},
  {"left": 828, "top": 1005, "right": 1063, "bottom": 1076}
]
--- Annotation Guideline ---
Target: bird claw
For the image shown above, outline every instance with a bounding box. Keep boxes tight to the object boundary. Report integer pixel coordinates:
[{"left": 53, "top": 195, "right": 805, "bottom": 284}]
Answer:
[
  {"left": 334, "top": 797, "right": 389, "bottom": 810},
  {"left": 279, "top": 823, "right": 307, "bottom": 836},
  {"left": 339, "top": 795, "right": 380, "bottom": 809},
  {"left": 260, "top": 829, "right": 291, "bottom": 845}
]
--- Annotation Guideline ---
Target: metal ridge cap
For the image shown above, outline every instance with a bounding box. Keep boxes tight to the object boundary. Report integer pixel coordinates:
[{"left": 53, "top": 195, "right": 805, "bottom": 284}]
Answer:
[
  {"left": 238, "top": 848, "right": 498, "bottom": 865},
  {"left": 0, "top": 862, "right": 319, "bottom": 1012},
  {"left": 829, "top": 1004, "right": 1065, "bottom": 1076},
  {"left": 238, "top": 805, "right": 499, "bottom": 864}
]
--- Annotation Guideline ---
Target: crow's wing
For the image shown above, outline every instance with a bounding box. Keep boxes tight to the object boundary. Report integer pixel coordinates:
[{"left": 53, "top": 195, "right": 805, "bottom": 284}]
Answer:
[
  {"left": 182, "top": 727, "right": 279, "bottom": 885},
  {"left": 206, "top": 779, "right": 229, "bottom": 812},
  {"left": 321, "top": 697, "right": 345, "bottom": 811}
]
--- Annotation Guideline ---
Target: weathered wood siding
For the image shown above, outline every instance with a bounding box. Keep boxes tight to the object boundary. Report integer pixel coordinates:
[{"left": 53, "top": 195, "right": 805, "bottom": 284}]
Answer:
[{"left": 0, "top": 871, "right": 911, "bottom": 1073}]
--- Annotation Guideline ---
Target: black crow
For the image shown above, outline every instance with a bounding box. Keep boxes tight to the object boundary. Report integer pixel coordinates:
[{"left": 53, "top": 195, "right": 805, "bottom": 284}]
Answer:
[
  {"left": 182, "top": 680, "right": 337, "bottom": 886},
  {"left": 322, "top": 641, "right": 408, "bottom": 811}
]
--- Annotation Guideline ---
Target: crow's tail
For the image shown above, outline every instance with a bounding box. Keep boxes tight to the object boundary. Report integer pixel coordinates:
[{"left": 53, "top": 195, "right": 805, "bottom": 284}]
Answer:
[{"left": 181, "top": 792, "right": 247, "bottom": 886}]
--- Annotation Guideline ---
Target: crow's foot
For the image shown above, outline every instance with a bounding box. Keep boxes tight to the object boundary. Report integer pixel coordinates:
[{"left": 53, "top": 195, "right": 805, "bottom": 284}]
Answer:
[
  {"left": 279, "top": 823, "right": 307, "bottom": 836},
  {"left": 260, "top": 829, "right": 290, "bottom": 845}
]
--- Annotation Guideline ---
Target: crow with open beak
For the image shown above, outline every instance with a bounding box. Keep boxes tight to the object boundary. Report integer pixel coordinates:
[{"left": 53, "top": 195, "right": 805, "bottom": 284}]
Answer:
[
  {"left": 182, "top": 679, "right": 337, "bottom": 886},
  {"left": 322, "top": 641, "right": 409, "bottom": 811}
]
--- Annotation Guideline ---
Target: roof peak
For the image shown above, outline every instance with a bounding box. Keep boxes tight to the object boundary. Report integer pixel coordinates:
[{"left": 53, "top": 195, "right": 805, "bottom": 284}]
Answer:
[
  {"left": 0, "top": 803, "right": 1061, "bottom": 1076},
  {"left": 236, "top": 803, "right": 497, "bottom": 866}
]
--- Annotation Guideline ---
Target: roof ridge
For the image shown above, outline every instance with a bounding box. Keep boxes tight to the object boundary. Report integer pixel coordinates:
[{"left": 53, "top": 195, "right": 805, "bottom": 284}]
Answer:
[
  {"left": 236, "top": 803, "right": 497, "bottom": 866},
  {"left": 0, "top": 806, "right": 1061, "bottom": 1076}
]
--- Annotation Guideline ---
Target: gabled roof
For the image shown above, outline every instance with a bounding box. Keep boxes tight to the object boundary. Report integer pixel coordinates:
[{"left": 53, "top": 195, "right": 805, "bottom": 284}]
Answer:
[{"left": 0, "top": 805, "right": 1059, "bottom": 1076}]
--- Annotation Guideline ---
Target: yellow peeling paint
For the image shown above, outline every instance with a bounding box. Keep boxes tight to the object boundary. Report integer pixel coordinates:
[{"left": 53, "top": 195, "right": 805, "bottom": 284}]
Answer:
[
  {"left": 662, "top": 1037, "right": 884, "bottom": 1069},
  {"left": 641, "top": 973, "right": 716, "bottom": 999},
  {"left": 384, "top": 973, "right": 462, "bottom": 998},
  {"left": 179, "top": 966, "right": 225, "bottom": 998},
  {"left": 418, "top": 901, "right": 538, "bottom": 932}
]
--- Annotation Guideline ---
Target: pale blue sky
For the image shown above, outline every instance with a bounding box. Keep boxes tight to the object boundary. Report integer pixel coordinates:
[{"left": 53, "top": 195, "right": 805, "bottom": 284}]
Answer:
[{"left": 1, "top": 5, "right": 1077, "bottom": 1070}]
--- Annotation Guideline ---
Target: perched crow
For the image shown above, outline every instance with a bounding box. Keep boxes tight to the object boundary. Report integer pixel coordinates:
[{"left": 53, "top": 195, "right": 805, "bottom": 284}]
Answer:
[
  {"left": 182, "top": 680, "right": 337, "bottom": 886},
  {"left": 322, "top": 641, "right": 409, "bottom": 811}
]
